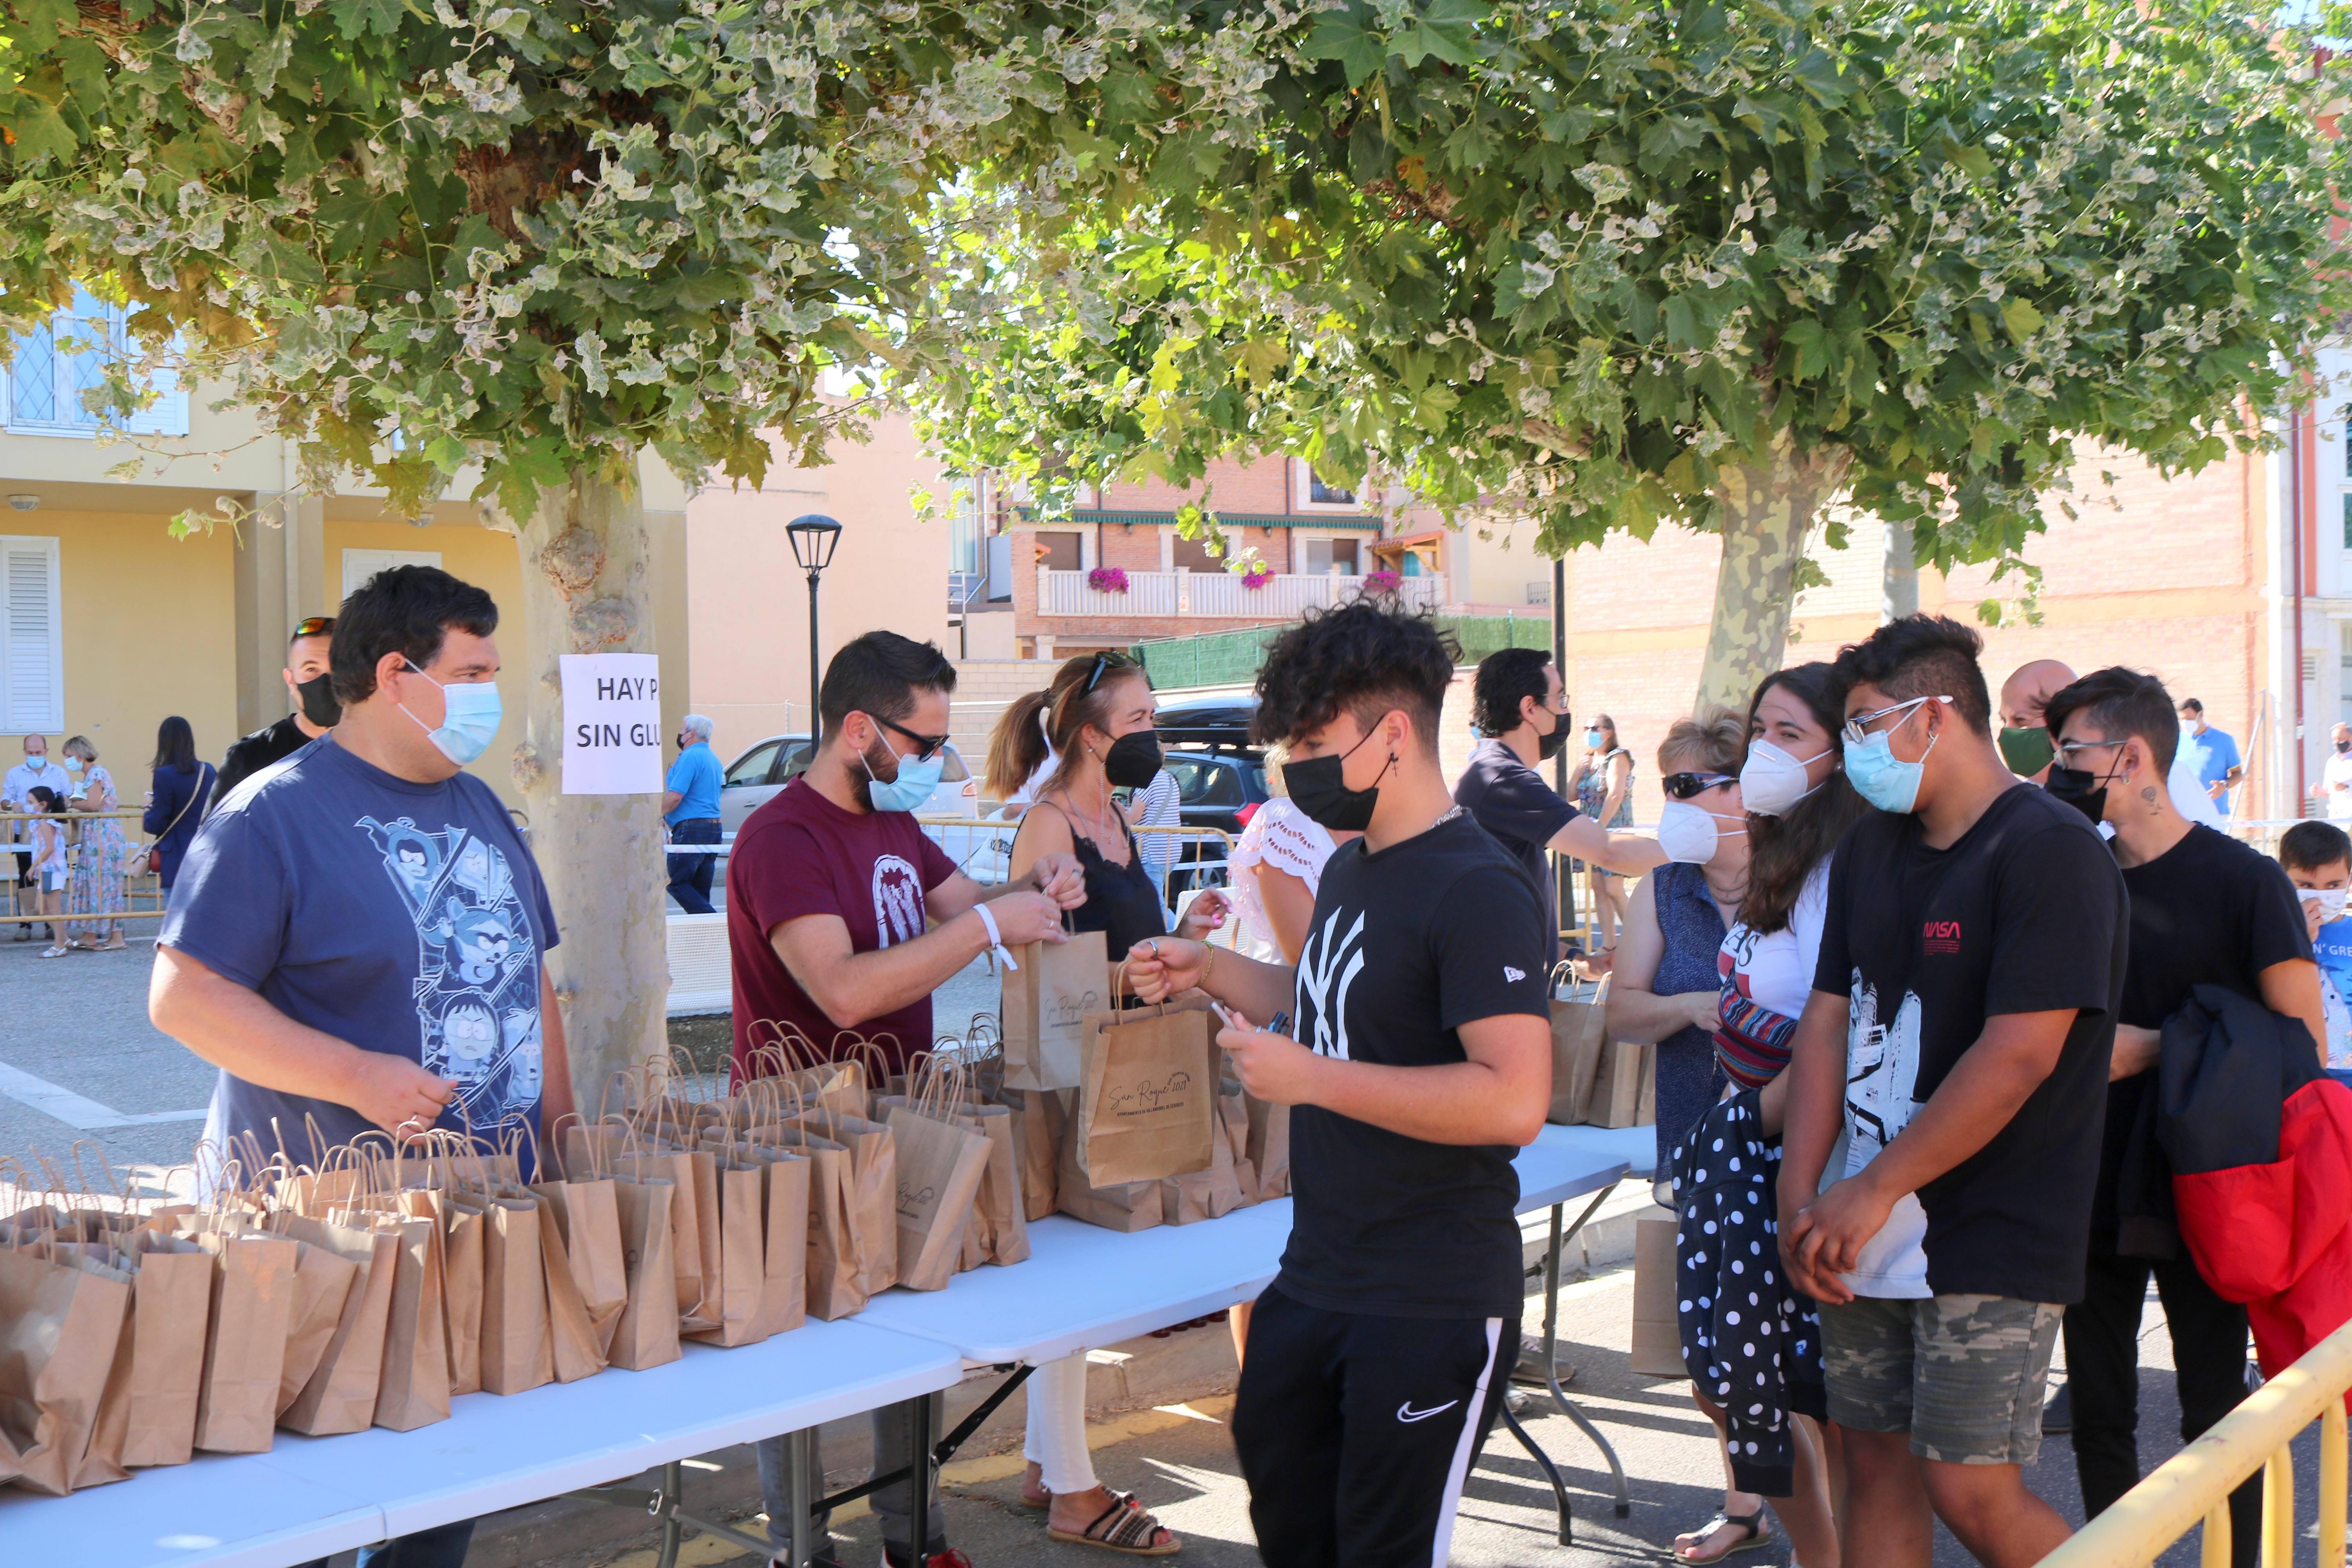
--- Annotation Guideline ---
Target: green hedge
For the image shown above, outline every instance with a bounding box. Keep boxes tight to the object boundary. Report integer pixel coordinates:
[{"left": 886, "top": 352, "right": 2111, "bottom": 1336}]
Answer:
[{"left": 1137, "top": 613, "right": 1554, "bottom": 692}]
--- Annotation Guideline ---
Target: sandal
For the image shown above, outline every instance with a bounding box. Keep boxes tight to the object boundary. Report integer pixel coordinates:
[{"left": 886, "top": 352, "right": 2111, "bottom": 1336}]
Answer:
[
  {"left": 1670, "top": 1508, "right": 1771, "bottom": 1563},
  {"left": 1047, "top": 1493, "right": 1180, "bottom": 1557},
  {"left": 39, "top": 944, "right": 67, "bottom": 958}
]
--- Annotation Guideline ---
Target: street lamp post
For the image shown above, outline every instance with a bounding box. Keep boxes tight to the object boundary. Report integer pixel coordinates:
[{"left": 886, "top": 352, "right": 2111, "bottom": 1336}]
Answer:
[{"left": 786, "top": 513, "right": 843, "bottom": 749}]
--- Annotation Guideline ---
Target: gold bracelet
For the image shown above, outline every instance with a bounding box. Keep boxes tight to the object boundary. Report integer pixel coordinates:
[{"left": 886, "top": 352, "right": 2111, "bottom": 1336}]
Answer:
[{"left": 1201, "top": 939, "right": 1214, "bottom": 991}]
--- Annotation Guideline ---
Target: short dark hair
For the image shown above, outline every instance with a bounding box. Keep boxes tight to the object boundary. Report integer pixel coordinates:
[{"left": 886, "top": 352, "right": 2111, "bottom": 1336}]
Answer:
[
  {"left": 151, "top": 715, "right": 197, "bottom": 775},
  {"left": 1254, "top": 602, "right": 1458, "bottom": 755},
  {"left": 2179, "top": 697, "right": 2205, "bottom": 715},
  {"left": 1472, "top": 647, "right": 1553, "bottom": 736},
  {"left": 2281, "top": 820, "right": 2352, "bottom": 875},
  {"left": 331, "top": 566, "right": 499, "bottom": 704},
  {"left": 2043, "top": 667, "right": 2179, "bottom": 775},
  {"left": 1831, "top": 614, "right": 1991, "bottom": 735},
  {"left": 820, "top": 631, "right": 957, "bottom": 742}
]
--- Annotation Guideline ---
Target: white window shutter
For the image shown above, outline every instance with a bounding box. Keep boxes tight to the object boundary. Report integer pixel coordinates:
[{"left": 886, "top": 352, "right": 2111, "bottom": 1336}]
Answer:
[
  {"left": 1, "top": 539, "right": 63, "bottom": 733},
  {"left": 125, "top": 359, "right": 190, "bottom": 437}
]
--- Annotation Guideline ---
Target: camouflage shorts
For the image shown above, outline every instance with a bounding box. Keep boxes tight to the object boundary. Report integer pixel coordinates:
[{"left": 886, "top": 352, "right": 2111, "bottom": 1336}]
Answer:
[{"left": 1818, "top": 1294, "right": 2061, "bottom": 1465}]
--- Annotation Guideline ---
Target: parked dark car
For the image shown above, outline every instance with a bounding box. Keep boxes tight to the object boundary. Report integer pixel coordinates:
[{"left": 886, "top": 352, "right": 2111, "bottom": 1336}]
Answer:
[{"left": 1152, "top": 693, "right": 1267, "bottom": 894}]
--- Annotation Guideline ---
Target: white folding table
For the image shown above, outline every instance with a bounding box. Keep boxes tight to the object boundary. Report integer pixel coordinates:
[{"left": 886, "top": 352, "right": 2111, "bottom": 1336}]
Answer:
[
  {"left": 854, "top": 1133, "right": 1637, "bottom": 1552},
  {"left": 0, "top": 1317, "right": 964, "bottom": 1568}
]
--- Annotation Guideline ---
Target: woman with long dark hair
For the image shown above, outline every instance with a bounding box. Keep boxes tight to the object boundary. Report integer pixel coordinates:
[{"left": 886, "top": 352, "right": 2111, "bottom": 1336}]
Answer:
[{"left": 143, "top": 716, "right": 215, "bottom": 893}]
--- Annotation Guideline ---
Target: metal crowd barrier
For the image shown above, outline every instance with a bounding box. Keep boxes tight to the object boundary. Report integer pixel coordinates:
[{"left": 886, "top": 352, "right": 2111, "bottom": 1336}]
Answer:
[
  {"left": 2040, "top": 1316, "right": 2352, "bottom": 1568},
  {"left": 0, "top": 808, "right": 167, "bottom": 923}
]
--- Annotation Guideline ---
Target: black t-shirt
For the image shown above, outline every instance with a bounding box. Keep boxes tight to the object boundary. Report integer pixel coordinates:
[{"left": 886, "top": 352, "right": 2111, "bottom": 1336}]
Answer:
[
  {"left": 1279, "top": 811, "right": 1552, "bottom": 1319},
  {"left": 1813, "top": 783, "right": 2127, "bottom": 1304},
  {"left": 2093, "top": 824, "right": 2310, "bottom": 1237},
  {"left": 1452, "top": 739, "right": 1578, "bottom": 966},
  {"left": 210, "top": 714, "right": 315, "bottom": 815}
]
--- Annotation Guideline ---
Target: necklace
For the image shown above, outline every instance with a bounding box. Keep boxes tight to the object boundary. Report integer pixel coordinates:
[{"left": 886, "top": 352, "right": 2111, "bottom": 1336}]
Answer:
[{"left": 1703, "top": 871, "right": 1748, "bottom": 907}]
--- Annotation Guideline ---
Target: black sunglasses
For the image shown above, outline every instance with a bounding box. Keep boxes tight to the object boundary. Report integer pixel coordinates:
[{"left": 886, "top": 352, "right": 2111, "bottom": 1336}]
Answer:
[
  {"left": 1661, "top": 771, "right": 1738, "bottom": 800},
  {"left": 1083, "top": 650, "right": 1139, "bottom": 693},
  {"left": 878, "top": 715, "right": 949, "bottom": 761}
]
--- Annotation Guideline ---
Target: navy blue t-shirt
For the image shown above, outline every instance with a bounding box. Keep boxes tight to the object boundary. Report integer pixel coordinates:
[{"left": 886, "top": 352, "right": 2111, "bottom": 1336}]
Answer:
[{"left": 162, "top": 734, "right": 559, "bottom": 1172}]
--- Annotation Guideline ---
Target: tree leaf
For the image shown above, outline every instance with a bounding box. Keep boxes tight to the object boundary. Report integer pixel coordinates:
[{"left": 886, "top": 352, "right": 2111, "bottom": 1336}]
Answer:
[
  {"left": 1303, "top": 7, "right": 1388, "bottom": 87},
  {"left": 2000, "top": 299, "right": 2044, "bottom": 342}
]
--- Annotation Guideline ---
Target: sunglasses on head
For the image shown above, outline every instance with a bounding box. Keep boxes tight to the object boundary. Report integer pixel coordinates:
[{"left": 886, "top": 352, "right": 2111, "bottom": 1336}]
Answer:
[
  {"left": 292, "top": 616, "right": 335, "bottom": 639},
  {"left": 1661, "top": 771, "right": 1739, "bottom": 800},
  {"left": 1082, "top": 650, "right": 1138, "bottom": 694}
]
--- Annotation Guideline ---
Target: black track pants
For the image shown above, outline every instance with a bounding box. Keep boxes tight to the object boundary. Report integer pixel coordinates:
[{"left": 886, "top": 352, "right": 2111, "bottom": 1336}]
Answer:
[{"left": 1231, "top": 1285, "right": 1515, "bottom": 1568}]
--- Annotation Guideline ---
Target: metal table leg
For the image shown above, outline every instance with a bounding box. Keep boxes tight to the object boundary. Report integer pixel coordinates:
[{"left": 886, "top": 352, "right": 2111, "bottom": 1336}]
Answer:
[
  {"left": 1501, "top": 1402, "right": 1575, "bottom": 1546},
  {"left": 1545, "top": 1191, "right": 1631, "bottom": 1517},
  {"left": 569, "top": 1457, "right": 782, "bottom": 1568},
  {"left": 656, "top": 1461, "right": 683, "bottom": 1568},
  {"left": 908, "top": 1391, "right": 933, "bottom": 1566},
  {"left": 788, "top": 1426, "right": 816, "bottom": 1568}
]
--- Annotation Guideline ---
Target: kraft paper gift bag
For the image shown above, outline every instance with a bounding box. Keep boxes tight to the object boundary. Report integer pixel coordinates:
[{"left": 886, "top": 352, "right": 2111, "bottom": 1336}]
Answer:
[
  {"left": 1077, "top": 995, "right": 1217, "bottom": 1187},
  {"left": 751, "top": 1154, "right": 809, "bottom": 1339},
  {"left": 613, "top": 1149, "right": 719, "bottom": 1336},
  {"left": 111, "top": 1232, "right": 213, "bottom": 1465},
  {"left": 346, "top": 1212, "right": 450, "bottom": 1432},
  {"left": 883, "top": 1103, "right": 990, "bottom": 1292},
  {"left": 1245, "top": 1093, "right": 1289, "bottom": 1200},
  {"left": 1548, "top": 971, "right": 1612, "bottom": 1126},
  {"left": 1053, "top": 1125, "right": 1162, "bottom": 1233},
  {"left": 789, "top": 1106, "right": 898, "bottom": 1298},
  {"left": 0, "top": 1242, "right": 131, "bottom": 1495},
  {"left": 686, "top": 1160, "right": 773, "bottom": 1348},
  {"left": 957, "top": 1102, "right": 1030, "bottom": 1265},
  {"left": 1629, "top": 1217, "right": 1685, "bottom": 1377},
  {"left": 270, "top": 1236, "right": 360, "bottom": 1420},
  {"left": 1161, "top": 1084, "right": 1245, "bottom": 1226},
  {"left": 383, "top": 1186, "right": 481, "bottom": 1399},
  {"left": 524, "top": 1190, "right": 606, "bottom": 1383},
  {"left": 46, "top": 1245, "right": 136, "bottom": 1493},
  {"left": 607, "top": 1175, "right": 682, "bottom": 1371},
  {"left": 269, "top": 1218, "right": 396, "bottom": 1438},
  {"left": 191, "top": 1230, "right": 299, "bottom": 1454},
  {"left": 455, "top": 1194, "right": 553, "bottom": 1396},
  {"left": 1002, "top": 927, "right": 1108, "bottom": 1091},
  {"left": 1002, "top": 1087, "right": 1067, "bottom": 1222},
  {"left": 1217, "top": 1090, "right": 1259, "bottom": 1207},
  {"left": 531, "top": 1176, "right": 629, "bottom": 1361},
  {"left": 749, "top": 1125, "right": 866, "bottom": 1321},
  {"left": 1584, "top": 1039, "right": 1651, "bottom": 1130}
]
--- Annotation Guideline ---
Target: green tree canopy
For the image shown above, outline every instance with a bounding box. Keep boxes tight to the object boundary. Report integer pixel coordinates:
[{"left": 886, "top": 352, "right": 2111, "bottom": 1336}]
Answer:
[{"left": 904, "top": 0, "right": 2347, "bottom": 702}]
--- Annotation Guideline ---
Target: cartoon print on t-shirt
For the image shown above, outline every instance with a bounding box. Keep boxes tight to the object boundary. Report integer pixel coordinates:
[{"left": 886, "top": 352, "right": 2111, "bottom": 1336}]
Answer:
[
  {"left": 1295, "top": 905, "right": 1367, "bottom": 1061},
  {"left": 871, "top": 853, "right": 926, "bottom": 947},
  {"left": 1844, "top": 973, "right": 1922, "bottom": 1165},
  {"left": 359, "top": 815, "right": 543, "bottom": 1133}
]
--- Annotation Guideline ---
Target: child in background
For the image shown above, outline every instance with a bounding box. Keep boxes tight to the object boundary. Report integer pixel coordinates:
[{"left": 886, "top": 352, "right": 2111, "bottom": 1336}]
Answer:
[
  {"left": 28, "top": 785, "right": 70, "bottom": 959},
  {"left": 2278, "top": 820, "right": 2352, "bottom": 1072}
]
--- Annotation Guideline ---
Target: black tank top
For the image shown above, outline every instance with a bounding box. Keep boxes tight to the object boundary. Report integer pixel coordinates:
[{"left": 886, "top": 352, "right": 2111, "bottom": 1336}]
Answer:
[{"left": 1053, "top": 804, "right": 1169, "bottom": 966}]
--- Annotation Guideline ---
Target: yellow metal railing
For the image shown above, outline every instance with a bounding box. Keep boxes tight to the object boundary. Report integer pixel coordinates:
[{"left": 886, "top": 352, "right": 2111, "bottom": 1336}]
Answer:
[
  {"left": 0, "top": 807, "right": 167, "bottom": 923},
  {"left": 2040, "top": 1318, "right": 2352, "bottom": 1568}
]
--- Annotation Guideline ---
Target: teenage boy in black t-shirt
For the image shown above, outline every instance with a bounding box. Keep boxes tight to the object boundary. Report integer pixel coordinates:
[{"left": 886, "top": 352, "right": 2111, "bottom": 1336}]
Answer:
[
  {"left": 1127, "top": 603, "right": 1552, "bottom": 1568},
  {"left": 1777, "top": 615, "right": 2127, "bottom": 1568},
  {"left": 2043, "top": 667, "right": 2325, "bottom": 1568}
]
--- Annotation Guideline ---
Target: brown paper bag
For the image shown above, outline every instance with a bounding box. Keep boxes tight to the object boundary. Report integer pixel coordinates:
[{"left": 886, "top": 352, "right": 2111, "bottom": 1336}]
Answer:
[
  {"left": 272, "top": 1218, "right": 396, "bottom": 1437},
  {"left": 883, "top": 1104, "right": 991, "bottom": 1292},
  {"left": 1548, "top": 971, "right": 1613, "bottom": 1125},
  {"left": 751, "top": 1154, "right": 809, "bottom": 1339},
  {"left": 1053, "top": 1120, "right": 1163, "bottom": 1232},
  {"left": 1001, "top": 927, "right": 1108, "bottom": 1090},
  {"left": 524, "top": 1191, "right": 606, "bottom": 1383},
  {"left": 347, "top": 1212, "right": 448, "bottom": 1432},
  {"left": 1000, "top": 1088, "right": 1065, "bottom": 1221},
  {"left": 1245, "top": 1093, "right": 1289, "bottom": 1199},
  {"left": 958, "top": 1103, "right": 1030, "bottom": 1265},
  {"left": 686, "top": 1161, "right": 772, "bottom": 1348},
  {"left": 1217, "top": 1091, "right": 1259, "bottom": 1207},
  {"left": 1076, "top": 995, "right": 1217, "bottom": 1187},
  {"left": 1630, "top": 1217, "right": 1684, "bottom": 1377},
  {"left": 191, "top": 1231, "right": 298, "bottom": 1454},
  {"left": 613, "top": 1149, "right": 718, "bottom": 1335},
  {"left": 607, "top": 1176, "right": 682, "bottom": 1371},
  {"left": 272, "top": 1238, "right": 360, "bottom": 1419},
  {"left": 424, "top": 1191, "right": 484, "bottom": 1398},
  {"left": 459, "top": 1194, "right": 553, "bottom": 1396},
  {"left": 1161, "top": 1082, "right": 1245, "bottom": 1225},
  {"left": 48, "top": 1245, "right": 136, "bottom": 1492},
  {"left": 0, "top": 1243, "right": 131, "bottom": 1494},
  {"left": 532, "top": 1178, "right": 628, "bottom": 1360},
  {"left": 1585, "top": 1038, "right": 1650, "bottom": 1130},
  {"left": 753, "top": 1127, "right": 865, "bottom": 1322},
  {"left": 789, "top": 1109, "right": 897, "bottom": 1299},
  {"left": 112, "top": 1234, "right": 213, "bottom": 1465}
]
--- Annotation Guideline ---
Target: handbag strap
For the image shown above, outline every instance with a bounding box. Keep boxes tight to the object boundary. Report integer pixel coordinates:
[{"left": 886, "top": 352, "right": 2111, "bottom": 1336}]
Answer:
[{"left": 156, "top": 765, "right": 211, "bottom": 841}]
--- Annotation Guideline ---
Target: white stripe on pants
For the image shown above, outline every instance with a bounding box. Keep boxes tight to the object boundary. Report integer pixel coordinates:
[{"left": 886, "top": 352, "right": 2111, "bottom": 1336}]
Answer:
[{"left": 1428, "top": 1318, "right": 1506, "bottom": 1568}]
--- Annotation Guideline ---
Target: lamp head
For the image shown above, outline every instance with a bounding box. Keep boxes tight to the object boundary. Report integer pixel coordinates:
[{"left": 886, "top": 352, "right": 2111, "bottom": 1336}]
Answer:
[{"left": 786, "top": 513, "right": 842, "bottom": 573}]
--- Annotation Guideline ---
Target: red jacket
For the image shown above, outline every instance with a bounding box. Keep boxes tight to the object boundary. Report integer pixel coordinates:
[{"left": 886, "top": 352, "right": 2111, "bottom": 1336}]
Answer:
[{"left": 2158, "top": 986, "right": 2352, "bottom": 1380}]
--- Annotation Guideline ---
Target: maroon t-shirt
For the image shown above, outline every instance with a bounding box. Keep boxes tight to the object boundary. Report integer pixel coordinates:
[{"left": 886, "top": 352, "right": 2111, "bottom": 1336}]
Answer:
[{"left": 726, "top": 777, "right": 958, "bottom": 1081}]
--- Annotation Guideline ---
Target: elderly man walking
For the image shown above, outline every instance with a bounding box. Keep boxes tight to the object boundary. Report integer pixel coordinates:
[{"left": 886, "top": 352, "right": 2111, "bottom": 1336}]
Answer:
[{"left": 664, "top": 713, "right": 726, "bottom": 915}]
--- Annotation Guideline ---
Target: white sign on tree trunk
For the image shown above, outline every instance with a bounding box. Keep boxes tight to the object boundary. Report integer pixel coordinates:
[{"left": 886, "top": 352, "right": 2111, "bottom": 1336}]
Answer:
[{"left": 561, "top": 653, "right": 663, "bottom": 794}]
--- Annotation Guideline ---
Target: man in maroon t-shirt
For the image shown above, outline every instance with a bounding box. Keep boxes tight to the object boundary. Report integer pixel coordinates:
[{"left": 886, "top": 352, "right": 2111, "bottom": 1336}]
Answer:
[{"left": 731, "top": 630, "right": 1078, "bottom": 1568}]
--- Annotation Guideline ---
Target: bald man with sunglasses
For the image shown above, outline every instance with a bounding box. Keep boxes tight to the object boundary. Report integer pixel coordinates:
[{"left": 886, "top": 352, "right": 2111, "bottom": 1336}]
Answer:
[{"left": 210, "top": 615, "right": 341, "bottom": 813}]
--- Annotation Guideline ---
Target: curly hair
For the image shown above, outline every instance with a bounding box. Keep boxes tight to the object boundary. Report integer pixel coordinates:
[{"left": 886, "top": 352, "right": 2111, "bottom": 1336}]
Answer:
[{"left": 1254, "top": 602, "right": 1459, "bottom": 754}]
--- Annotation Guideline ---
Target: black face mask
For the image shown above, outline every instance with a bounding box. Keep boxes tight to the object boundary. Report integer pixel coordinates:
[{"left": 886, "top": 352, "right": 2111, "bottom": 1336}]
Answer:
[
  {"left": 1100, "top": 729, "right": 1164, "bottom": 789},
  {"left": 2045, "top": 764, "right": 2108, "bottom": 826},
  {"left": 1286, "top": 723, "right": 1392, "bottom": 832},
  {"left": 1535, "top": 706, "right": 1570, "bottom": 763},
  {"left": 295, "top": 671, "right": 341, "bottom": 728}
]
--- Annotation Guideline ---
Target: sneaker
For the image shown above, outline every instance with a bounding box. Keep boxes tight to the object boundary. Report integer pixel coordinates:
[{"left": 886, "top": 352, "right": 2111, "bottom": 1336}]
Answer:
[
  {"left": 2041, "top": 1379, "right": 2071, "bottom": 1435},
  {"left": 884, "top": 1550, "right": 973, "bottom": 1568},
  {"left": 1510, "top": 1333, "right": 1577, "bottom": 1387}
]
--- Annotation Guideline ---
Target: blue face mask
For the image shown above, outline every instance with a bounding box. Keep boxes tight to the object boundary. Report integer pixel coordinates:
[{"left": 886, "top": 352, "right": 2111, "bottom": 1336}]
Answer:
[
  {"left": 859, "top": 730, "right": 942, "bottom": 812},
  {"left": 1842, "top": 702, "right": 1938, "bottom": 815},
  {"left": 399, "top": 662, "right": 503, "bottom": 766}
]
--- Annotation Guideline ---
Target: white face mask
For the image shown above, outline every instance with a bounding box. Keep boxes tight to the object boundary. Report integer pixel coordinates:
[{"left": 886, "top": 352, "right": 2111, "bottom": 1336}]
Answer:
[
  {"left": 2300, "top": 887, "right": 2349, "bottom": 923},
  {"left": 1657, "top": 799, "right": 1748, "bottom": 865},
  {"left": 1739, "top": 738, "right": 1834, "bottom": 817}
]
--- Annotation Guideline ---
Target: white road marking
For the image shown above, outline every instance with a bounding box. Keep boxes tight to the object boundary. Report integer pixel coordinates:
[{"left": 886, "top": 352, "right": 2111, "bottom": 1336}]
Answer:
[{"left": 0, "top": 1060, "right": 206, "bottom": 1129}]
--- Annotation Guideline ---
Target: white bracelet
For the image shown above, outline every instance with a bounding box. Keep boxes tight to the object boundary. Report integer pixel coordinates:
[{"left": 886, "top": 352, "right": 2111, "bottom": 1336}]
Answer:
[{"left": 974, "top": 900, "right": 1018, "bottom": 970}]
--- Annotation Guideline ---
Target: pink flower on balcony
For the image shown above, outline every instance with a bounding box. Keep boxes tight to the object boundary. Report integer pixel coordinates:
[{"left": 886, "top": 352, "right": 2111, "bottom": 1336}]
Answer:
[
  {"left": 1087, "top": 566, "right": 1129, "bottom": 594},
  {"left": 1240, "top": 561, "right": 1274, "bottom": 590},
  {"left": 1363, "top": 568, "right": 1403, "bottom": 594}
]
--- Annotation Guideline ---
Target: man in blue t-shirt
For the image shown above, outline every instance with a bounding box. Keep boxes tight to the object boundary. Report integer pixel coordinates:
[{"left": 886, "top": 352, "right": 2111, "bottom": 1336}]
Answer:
[
  {"left": 2177, "top": 697, "right": 2243, "bottom": 817},
  {"left": 664, "top": 712, "right": 725, "bottom": 913},
  {"left": 152, "top": 563, "right": 569, "bottom": 1568},
  {"left": 2281, "top": 820, "right": 2352, "bottom": 1071}
]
